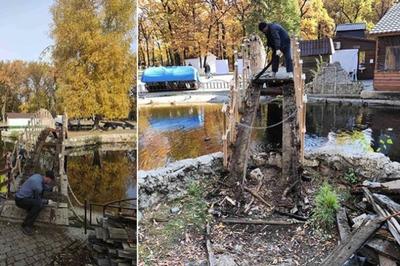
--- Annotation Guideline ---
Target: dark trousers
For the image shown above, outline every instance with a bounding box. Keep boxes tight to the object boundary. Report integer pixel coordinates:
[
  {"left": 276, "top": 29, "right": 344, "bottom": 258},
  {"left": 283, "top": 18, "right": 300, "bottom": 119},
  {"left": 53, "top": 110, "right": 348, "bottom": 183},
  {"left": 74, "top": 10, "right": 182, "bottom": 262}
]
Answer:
[
  {"left": 272, "top": 46, "right": 293, "bottom": 73},
  {"left": 15, "top": 197, "right": 43, "bottom": 227}
]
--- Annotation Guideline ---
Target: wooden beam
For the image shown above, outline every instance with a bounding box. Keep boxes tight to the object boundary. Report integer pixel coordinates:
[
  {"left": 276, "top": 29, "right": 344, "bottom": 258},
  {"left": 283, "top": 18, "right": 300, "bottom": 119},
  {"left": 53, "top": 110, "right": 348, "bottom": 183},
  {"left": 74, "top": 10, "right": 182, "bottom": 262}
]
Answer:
[
  {"left": 321, "top": 218, "right": 383, "bottom": 266},
  {"left": 282, "top": 81, "right": 300, "bottom": 193}
]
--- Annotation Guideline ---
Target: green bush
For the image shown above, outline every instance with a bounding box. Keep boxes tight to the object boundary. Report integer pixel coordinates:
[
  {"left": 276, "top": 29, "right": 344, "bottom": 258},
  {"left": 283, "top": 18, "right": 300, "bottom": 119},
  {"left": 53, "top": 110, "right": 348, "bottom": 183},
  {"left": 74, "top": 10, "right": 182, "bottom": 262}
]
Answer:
[{"left": 312, "top": 182, "right": 339, "bottom": 229}]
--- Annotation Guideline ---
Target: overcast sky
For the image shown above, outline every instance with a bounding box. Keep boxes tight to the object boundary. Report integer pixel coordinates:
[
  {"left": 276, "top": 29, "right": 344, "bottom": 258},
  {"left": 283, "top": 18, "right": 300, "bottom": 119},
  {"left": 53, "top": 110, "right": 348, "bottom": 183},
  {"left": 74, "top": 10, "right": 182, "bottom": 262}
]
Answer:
[{"left": 0, "top": 0, "right": 136, "bottom": 62}]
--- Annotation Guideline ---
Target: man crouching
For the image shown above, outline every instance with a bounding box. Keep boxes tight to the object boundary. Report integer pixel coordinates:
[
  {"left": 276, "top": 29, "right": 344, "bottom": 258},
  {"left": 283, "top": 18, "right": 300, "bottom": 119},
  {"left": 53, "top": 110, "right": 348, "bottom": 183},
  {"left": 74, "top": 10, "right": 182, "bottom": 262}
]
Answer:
[{"left": 15, "top": 171, "right": 56, "bottom": 235}]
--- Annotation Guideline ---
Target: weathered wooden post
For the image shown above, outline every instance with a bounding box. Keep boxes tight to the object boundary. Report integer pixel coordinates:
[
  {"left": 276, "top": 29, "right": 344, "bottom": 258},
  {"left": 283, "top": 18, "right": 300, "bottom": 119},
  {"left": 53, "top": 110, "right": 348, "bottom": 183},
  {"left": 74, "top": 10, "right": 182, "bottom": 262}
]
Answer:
[
  {"left": 228, "top": 35, "right": 266, "bottom": 189},
  {"left": 282, "top": 81, "right": 300, "bottom": 196}
]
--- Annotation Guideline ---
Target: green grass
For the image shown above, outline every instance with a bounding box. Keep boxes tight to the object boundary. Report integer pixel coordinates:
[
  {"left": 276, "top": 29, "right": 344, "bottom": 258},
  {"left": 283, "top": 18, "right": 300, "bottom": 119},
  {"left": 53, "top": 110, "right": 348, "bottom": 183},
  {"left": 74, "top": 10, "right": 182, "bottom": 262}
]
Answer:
[
  {"left": 312, "top": 182, "right": 340, "bottom": 230},
  {"left": 163, "top": 182, "right": 209, "bottom": 242}
]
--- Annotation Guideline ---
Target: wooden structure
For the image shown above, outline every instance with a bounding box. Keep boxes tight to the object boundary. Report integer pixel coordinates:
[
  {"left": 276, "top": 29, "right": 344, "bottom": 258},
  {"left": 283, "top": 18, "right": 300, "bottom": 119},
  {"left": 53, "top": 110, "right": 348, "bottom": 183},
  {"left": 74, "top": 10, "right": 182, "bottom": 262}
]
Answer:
[
  {"left": 336, "top": 23, "right": 367, "bottom": 39},
  {"left": 222, "top": 35, "right": 306, "bottom": 197},
  {"left": 370, "top": 3, "right": 400, "bottom": 91},
  {"left": 0, "top": 110, "right": 70, "bottom": 225}
]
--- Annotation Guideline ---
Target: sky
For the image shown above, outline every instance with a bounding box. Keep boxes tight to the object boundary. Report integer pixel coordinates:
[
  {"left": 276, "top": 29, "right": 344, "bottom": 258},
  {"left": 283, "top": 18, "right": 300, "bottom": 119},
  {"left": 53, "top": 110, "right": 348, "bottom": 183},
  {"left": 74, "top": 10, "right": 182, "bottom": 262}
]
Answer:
[
  {"left": 0, "top": 0, "right": 137, "bottom": 62},
  {"left": 0, "top": 0, "right": 54, "bottom": 61}
]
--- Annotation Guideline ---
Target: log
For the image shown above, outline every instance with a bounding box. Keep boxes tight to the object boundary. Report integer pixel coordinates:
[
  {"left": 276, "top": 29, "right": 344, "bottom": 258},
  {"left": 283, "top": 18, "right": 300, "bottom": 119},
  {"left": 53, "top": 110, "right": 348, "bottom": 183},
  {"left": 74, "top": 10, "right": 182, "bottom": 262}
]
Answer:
[
  {"left": 336, "top": 207, "right": 351, "bottom": 242},
  {"left": 220, "top": 218, "right": 304, "bottom": 225},
  {"left": 321, "top": 217, "right": 383, "bottom": 266}
]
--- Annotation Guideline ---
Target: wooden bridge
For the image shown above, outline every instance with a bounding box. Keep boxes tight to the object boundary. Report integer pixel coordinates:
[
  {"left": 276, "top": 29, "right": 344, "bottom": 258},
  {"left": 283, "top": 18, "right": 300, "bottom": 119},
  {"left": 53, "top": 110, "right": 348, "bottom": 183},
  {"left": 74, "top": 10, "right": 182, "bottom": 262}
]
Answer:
[
  {"left": 222, "top": 35, "right": 306, "bottom": 199},
  {"left": 0, "top": 109, "right": 70, "bottom": 225}
]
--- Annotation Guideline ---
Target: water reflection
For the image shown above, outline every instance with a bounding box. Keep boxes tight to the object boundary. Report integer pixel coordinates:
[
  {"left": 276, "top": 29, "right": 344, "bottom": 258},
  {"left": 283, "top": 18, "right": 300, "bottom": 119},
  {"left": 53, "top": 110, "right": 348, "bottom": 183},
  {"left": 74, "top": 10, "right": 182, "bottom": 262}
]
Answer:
[
  {"left": 139, "top": 104, "right": 225, "bottom": 170},
  {"left": 67, "top": 150, "right": 136, "bottom": 204},
  {"left": 139, "top": 103, "right": 400, "bottom": 170}
]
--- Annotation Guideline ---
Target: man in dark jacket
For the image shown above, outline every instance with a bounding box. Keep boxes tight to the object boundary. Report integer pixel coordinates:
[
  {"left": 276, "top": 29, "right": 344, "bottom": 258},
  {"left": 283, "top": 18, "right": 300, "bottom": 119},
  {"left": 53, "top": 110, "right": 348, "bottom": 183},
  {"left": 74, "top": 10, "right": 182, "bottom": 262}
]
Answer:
[
  {"left": 258, "top": 22, "right": 293, "bottom": 78},
  {"left": 15, "top": 171, "right": 56, "bottom": 235}
]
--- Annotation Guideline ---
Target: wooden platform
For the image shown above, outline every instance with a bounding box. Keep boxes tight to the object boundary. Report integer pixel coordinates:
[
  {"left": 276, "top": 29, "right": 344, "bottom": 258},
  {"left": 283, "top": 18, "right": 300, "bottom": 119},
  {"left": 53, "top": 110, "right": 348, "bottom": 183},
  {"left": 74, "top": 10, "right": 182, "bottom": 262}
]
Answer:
[
  {"left": 0, "top": 200, "right": 69, "bottom": 225},
  {"left": 253, "top": 75, "right": 294, "bottom": 96}
]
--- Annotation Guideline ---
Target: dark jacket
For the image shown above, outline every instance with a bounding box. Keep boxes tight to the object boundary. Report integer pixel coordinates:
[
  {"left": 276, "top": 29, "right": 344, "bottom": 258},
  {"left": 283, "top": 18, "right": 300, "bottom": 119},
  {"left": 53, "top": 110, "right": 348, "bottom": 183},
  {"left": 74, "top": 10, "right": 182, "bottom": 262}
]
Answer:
[{"left": 264, "top": 23, "right": 290, "bottom": 51}]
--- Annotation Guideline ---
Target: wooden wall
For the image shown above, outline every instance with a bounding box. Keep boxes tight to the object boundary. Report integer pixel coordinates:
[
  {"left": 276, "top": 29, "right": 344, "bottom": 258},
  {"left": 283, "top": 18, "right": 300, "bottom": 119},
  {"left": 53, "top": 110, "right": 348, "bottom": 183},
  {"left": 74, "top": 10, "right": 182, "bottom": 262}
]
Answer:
[
  {"left": 374, "top": 71, "right": 400, "bottom": 91},
  {"left": 374, "top": 35, "right": 400, "bottom": 91}
]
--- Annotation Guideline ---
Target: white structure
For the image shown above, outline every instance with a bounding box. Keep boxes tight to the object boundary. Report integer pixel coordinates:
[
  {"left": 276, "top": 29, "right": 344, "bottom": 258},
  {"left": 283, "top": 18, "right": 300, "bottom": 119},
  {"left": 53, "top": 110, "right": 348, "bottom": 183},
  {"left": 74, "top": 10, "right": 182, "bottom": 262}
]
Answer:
[
  {"left": 332, "top": 49, "right": 359, "bottom": 80},
  {"left": 215, "top": 59, "right": 229, "bottom": 74},
  {"left": 185, "top": 52, "right": 218, "bottom": 74},
  {"left": 6, "top": 113, "right": 33, "bottom": 131}
]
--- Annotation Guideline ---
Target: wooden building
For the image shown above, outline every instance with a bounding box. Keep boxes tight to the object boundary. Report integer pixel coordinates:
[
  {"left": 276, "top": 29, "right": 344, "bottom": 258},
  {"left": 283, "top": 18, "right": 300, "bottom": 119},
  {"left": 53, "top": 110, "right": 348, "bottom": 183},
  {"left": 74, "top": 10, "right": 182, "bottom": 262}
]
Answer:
[
  {"left": 334, "top": 23, "right": 376, "bottom": 80},
  {"left": 370, "top": 3, "right": 400, "bottom": 91},
  {"left": 299, "top": 38, "right": 335, "bottom": 82}
]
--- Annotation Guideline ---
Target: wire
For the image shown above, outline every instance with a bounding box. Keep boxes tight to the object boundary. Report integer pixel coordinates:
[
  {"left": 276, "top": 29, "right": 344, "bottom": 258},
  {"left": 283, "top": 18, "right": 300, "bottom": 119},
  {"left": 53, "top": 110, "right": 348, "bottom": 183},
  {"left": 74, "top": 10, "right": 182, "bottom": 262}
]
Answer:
[{"left": 236, "top": 110, "right": 297, "bottom": 130}]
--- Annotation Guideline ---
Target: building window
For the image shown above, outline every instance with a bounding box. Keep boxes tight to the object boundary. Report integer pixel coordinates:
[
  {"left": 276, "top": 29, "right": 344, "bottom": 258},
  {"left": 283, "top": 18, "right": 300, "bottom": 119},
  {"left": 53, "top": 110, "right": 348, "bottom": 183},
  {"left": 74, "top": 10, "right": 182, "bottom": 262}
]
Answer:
[{"left": 385, "top": 46, "right": 400, "bottom": 70}]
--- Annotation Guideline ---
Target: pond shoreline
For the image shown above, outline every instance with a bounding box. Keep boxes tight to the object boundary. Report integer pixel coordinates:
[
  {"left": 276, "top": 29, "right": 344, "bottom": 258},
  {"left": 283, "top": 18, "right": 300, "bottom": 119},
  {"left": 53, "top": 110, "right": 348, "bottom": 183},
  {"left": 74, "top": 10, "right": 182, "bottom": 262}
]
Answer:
[{"left": 139, "top": 91, "right": 400, "bottom": 106}]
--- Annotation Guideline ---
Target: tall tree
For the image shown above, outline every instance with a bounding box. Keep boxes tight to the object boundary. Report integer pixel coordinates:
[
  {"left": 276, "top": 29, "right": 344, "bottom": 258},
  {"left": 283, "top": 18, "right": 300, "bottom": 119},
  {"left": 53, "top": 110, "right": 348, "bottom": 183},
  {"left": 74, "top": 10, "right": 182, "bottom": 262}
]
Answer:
[
  {"left": 51, "top": 0, "right": 135, "bottom": 120},
  {"left": 299, "top": 0, "right": 335, "bottom": 39}
]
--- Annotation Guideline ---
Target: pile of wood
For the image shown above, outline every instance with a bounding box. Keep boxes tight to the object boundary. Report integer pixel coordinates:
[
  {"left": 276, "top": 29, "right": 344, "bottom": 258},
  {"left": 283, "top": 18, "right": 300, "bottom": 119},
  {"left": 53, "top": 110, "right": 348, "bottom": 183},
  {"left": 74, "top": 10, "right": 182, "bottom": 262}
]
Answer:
[
  {"left": 322, "top": 180, "right": 400, "bottom": 266},
  {"left": 88, "top": 216, "right": 136, "bottom": 266}
]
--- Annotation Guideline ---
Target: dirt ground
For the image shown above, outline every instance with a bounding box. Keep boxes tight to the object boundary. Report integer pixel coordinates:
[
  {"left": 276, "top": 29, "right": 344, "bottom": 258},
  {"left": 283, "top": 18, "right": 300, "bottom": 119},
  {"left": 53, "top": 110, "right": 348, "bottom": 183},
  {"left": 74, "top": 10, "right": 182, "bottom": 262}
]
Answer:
[{"left": 137, "top": 163, "right": 364, "bottom": 266}]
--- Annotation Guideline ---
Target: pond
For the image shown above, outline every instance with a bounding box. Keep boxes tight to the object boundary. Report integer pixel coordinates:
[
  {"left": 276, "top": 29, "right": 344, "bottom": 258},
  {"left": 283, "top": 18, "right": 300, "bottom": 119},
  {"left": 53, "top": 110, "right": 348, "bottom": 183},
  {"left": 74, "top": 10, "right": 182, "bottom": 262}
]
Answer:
[
  {"left": 66, "top": 149, "right": 136, "bottom": 205},
  {"left": 0, "top": 137, "right": 136, "bottom": 205},
  {"left": 139, "top": 103, "right": 400, "bottom": 170}
]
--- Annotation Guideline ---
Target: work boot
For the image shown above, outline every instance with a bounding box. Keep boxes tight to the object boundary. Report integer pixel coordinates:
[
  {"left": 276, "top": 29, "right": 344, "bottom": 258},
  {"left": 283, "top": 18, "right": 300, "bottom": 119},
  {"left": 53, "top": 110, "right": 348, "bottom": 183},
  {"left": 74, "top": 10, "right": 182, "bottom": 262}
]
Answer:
[
  {"left": 288, "top": 72, "right": 293, "bottom": 79},
  {"left": 21, "top": 226, "right": 34, "bottom": 236}
]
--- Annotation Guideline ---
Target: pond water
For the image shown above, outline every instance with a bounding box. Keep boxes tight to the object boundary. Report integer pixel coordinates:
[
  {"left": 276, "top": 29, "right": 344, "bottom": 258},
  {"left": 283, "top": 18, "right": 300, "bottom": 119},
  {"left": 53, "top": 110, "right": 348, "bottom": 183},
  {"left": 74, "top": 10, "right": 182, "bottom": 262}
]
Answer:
[
  {"left": 66, "top": 149, "right": 136, "bottom": 205},
  {"left": 0, "top": 138, "right": 136, "bottom": 205},
  {"left": 139, "top": 103, "right": 400, "bottom": 170}
]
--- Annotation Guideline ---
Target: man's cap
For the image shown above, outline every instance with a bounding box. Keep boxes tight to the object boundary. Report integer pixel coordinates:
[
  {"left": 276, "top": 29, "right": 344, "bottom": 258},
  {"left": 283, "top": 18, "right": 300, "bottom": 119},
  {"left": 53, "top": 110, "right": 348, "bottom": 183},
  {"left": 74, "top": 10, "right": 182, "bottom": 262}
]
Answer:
[
  {"left": 258, "top": 22, "right": 268, "bottom": 31},
  {"left": 45, "top": 170, "right": 55, "bottom": 180}
]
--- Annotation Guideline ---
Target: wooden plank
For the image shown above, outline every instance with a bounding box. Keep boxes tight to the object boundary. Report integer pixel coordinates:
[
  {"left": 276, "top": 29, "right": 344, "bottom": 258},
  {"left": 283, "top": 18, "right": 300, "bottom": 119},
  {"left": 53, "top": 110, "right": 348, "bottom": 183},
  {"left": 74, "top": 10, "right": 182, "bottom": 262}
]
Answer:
[
  {"left": 282, "top": 82, "right": 300, "bottom": 193},
  {"left": 367, "top": 237, "right": 400, "bottom": 262},
  {"left": 108, "top": 227, "right": 128, "bottom": 240},
  {"left": 363, "top": 189, "right": 400, "bottom": 245},
  {"left": 321, "top": 218, "right": 383, "bottom": 266},
  {"left": 220, "top": 218, "right": 304, "bottom": 225},
  {"left": 336, "top": 207, "right": 351, "bottom": 242}
]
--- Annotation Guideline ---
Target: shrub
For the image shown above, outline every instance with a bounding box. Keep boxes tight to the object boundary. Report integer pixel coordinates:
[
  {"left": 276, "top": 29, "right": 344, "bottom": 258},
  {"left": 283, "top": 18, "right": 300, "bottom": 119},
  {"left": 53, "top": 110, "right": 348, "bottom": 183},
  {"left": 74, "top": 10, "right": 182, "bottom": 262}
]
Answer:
[{"left": 312, "top": 182, "right": 339, "bottom": 229}]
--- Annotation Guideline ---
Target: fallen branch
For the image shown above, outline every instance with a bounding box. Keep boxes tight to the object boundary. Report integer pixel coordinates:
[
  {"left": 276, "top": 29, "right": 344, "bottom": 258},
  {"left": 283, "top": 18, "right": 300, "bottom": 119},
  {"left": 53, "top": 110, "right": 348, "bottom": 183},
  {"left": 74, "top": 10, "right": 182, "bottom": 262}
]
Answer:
[
  {"left": 243, "top": 186, "right": 272, "bottom": 208},
  {"left": 220, "top": 218, "right": 304, "bottom": 225},
  {"left": 244, "top": 177, "right": 264, "bottom": 213}
]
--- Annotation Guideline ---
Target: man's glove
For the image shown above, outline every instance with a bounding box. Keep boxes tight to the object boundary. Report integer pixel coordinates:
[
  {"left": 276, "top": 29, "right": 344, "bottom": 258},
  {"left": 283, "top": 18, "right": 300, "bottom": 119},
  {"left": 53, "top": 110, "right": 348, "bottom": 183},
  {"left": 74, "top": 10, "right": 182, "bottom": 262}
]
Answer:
[{"left": 276, "top": 50, "right": 283, "bottom": 57}]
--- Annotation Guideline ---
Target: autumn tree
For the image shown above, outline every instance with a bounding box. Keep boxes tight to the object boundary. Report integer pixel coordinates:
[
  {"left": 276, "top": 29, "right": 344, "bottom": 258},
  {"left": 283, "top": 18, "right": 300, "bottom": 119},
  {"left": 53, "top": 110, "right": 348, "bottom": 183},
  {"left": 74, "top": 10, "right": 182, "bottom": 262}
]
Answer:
[
  {"left": 51, "top": 0, "right": 135, "bottom": 120},
  {"left": 299, "top": 0, "right": 335, "bottom": 39},
  {"left": 0, "top": 61, "right": 27, "bottom": 121},
  {"left": 20, "top": 62, "right": 56, "bottom": 113},
  {"left": 323, "top": 0, "right": 373, "bottom": 25}
]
